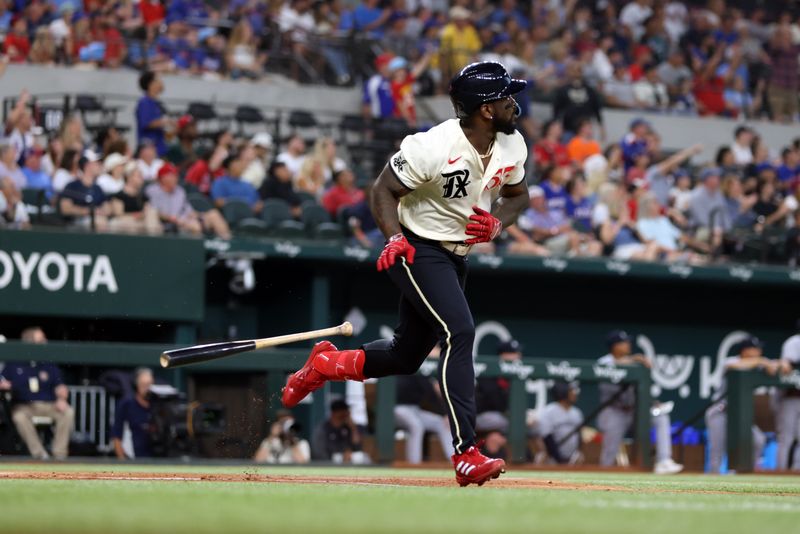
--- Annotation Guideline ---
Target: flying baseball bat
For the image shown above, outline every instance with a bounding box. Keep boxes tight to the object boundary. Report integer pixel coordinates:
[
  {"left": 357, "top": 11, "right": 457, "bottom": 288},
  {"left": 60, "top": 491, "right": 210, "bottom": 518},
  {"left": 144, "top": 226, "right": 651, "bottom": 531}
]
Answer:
[{"left": 159, "top": 322, "right": 353, "bottom": 369}]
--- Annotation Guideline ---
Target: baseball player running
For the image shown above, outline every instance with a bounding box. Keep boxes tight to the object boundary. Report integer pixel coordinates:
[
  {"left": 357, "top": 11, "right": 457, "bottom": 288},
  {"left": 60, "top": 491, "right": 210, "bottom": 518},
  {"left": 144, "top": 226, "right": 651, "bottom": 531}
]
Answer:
[
  {"left": 282, "top": 61, "right": 530, "bottom": 486},
  {"left": 776, "top": 320, "right": 800, "bottom": 470}
]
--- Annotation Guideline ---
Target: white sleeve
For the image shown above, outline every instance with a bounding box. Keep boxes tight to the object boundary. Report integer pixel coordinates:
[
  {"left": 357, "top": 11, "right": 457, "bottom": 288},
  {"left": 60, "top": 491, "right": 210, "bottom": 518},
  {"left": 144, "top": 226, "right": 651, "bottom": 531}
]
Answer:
[
  {"left": 389, "top": 133, "right": 436, "bottom": 190},
  {"left": 592, "top": 203, "right": 610, "bottom": 227},
  {"left": 781, "top": 338, "right": 800, "bottom": 363},
  {"left": 504, "top": 133, "right": 528, "bottom": 186}
]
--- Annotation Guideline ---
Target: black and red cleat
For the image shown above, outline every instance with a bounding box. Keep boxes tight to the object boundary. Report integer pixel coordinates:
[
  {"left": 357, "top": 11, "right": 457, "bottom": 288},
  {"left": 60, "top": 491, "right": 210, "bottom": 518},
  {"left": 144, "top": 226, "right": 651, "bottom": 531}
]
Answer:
[{"left": 451, "top": 444, "right": 506, "bottom": 487}]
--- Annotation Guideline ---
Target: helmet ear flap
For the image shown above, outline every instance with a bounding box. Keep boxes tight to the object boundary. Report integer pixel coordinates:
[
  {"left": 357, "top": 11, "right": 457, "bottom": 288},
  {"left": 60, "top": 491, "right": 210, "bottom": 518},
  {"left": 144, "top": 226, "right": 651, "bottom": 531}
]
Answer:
[{"left": 451, "top": 97, "right": 469, "bottom": 119}]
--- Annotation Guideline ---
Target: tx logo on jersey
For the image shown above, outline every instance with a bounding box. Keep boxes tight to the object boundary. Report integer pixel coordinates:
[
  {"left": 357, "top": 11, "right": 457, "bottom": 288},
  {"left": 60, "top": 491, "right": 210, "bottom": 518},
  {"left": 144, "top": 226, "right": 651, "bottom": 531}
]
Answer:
[
  {"left": 442, "top": 169, "right": 470, "bottom": 199},
  {"left": 484, "top": 165, "right": 516, "bottom": 191}
]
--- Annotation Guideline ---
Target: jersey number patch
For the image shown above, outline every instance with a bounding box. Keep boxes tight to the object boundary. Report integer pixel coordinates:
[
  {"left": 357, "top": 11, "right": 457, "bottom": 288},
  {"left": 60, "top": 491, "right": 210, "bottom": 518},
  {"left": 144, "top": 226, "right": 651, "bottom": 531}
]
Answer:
[{"left": 441, "top": 170, "right": 470, "bottom": 199}]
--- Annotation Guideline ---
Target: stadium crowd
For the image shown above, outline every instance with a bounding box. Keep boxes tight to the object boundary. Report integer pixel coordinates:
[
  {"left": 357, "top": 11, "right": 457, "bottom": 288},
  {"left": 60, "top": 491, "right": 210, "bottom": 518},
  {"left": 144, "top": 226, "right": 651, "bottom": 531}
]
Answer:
[
  {"left": 0, "top": 1, "right": 799, "bottom": 265},
  {"left": 0, "top": 0, "right": 798, "bottom": 119}
]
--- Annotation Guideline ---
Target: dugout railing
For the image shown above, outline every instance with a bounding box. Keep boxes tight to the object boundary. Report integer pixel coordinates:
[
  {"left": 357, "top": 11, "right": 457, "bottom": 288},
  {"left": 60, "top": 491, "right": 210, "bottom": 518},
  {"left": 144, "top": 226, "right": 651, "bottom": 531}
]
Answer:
[
  {"left": 0, "top": 341, "right": 653, "bottom": 467},
  {"left": 373, "top": 358, "right": 652, "bottom": 467},
  {"left": 726, "top": 369, "right": 800, "bottom": 473}
]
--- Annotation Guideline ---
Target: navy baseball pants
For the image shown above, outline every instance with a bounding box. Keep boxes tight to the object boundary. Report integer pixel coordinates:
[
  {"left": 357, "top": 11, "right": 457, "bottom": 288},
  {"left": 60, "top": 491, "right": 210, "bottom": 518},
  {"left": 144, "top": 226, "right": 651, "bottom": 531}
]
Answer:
[{"left": 362, "top": 230, "right": 476, "bottom": 455}]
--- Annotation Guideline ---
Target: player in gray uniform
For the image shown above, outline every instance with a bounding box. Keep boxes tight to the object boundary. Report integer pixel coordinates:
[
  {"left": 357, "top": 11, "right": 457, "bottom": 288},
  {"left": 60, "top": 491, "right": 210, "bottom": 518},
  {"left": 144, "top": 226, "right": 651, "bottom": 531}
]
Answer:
[
  {"left": 538, "top": 382, "right": 583, "bottom": 464},
  {"left": 705, "top": 335, "right": 778, "bottom": 473},
  {"left": 597, "top": 330, "right": 683, "bottom": 474},
  {"left": 776, "top": 320, "right": 800, "bottom": 470}
]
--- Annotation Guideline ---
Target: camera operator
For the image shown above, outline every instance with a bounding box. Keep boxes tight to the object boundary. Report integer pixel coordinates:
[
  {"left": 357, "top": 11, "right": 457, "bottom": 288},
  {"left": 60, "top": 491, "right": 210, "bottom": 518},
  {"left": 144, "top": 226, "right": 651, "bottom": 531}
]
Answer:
[
  {"left": 111, "top": 368, "right": 154, "bottom": 459},
  {"left": 254, "top": 410, "right": 310, "bottom": 464}
]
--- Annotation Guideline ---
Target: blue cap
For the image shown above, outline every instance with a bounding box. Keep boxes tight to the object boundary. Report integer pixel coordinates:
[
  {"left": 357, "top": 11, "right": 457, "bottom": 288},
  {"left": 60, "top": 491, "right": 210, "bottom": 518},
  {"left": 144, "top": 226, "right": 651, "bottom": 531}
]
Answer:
[
  {"left": 699, "top": 167, "right": 721, "bottom": 181},
  {"left": 629, "top": 118, "right": 650, "bottom": 130},
  {"left": 606, "top": 330, "right": 630, "bottom": 348},
  {"left": 497, "top": 339, "right": 522, "bottom": 355},
  {"left": 388, "top": 57, "right": 408, "bottom": 71}
]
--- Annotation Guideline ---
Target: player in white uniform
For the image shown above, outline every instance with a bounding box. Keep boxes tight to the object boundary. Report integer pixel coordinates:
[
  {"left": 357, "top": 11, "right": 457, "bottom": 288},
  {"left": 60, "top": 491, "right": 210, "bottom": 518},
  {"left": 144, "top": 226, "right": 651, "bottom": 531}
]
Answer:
[
  {"left": 777, "top": 321, "right": 800, "bottom": 470},
  {"left": 282, "top": 62, "right": 530, "bottom": 486}
]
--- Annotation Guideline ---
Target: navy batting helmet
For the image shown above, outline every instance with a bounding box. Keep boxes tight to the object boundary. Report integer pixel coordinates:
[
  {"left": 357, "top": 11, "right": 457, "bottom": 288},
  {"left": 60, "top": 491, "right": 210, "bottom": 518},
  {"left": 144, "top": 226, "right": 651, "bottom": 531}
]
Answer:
[{"left": 449, "top": 61, "right": 527, "bottom": 119}]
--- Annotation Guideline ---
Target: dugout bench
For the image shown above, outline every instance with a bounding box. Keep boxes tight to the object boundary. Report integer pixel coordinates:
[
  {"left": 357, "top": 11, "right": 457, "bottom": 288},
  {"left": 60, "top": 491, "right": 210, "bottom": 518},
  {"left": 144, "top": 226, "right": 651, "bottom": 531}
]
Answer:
[{"left": 726, "top": 369, "right": 800, "bottom": 473}]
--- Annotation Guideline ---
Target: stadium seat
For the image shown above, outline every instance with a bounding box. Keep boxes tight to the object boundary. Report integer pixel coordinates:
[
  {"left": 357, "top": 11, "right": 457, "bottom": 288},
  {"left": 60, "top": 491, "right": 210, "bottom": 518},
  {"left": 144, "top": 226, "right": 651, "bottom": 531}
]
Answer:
[
  {"left": 273, "top": 220, "right": 306, "bottom": 238},
  {"left": 222, "top": 200, "right": 253, "bottom": 227},
  {"left": 21, "top": 188, "right": 47, "bottom": 223},
  {"left": 187, "top": 102, "right": 217, "bottom": 121},
  {"left": 261, "top": 198, "right": 293, "bottom": 228},
  {"left": 188, "top": 192, "right": 213, "bottom": 213},
  {"left": 295, "top": 191, "right": 317, "bottom": 205},
  {"left": 237, "top": 217, "right": 269, "bottom": 236},
  {"left": 235, "top": 105, "right": 265, "bottom": 124},
  {"left": 300, "top": 202, "right": 331, "bottom": 234},
  {"left": 73, "top": 94, "right": 122, "bottom": 134},
  {"left": 288, "top": 110, "right": 317, "bottom": 129},
  {"left": 338, "top": 114, "right": 367, "bottom": 147},
  {"left": 182, "top": 181, "right": 199, "bottom": 195},
  {"left": 315, "top": 222, "right": 344, "bottom": 240}
]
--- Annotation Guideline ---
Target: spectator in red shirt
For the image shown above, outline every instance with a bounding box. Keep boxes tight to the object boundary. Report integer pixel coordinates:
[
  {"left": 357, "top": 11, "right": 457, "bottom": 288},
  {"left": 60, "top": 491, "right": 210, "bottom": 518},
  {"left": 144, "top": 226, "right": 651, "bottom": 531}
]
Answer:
[
  {"left": 92, "top": 14, "right": 126, "bottom": 68},
  {"left": 533, "top": 119, "right": 570, "bottom": 172},
  {"left": 140, "top": 0, "right": 166, "bottom": 29},
  {"left": 4, "top": 17, "right": 30, "bottom": 63},
  {"left": 321, "top": 169, "right": 364, "bottom": 216}
]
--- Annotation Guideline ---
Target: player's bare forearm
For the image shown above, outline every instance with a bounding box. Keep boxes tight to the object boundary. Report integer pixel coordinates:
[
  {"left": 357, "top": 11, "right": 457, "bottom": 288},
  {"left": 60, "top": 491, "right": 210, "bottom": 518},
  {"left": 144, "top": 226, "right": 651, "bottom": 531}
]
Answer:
[
  {"left": 492, "top": 182, "right": 529, "bottom": 228},
  {"left": 370, "top": 164, "right": 412, "bottom": 239}
]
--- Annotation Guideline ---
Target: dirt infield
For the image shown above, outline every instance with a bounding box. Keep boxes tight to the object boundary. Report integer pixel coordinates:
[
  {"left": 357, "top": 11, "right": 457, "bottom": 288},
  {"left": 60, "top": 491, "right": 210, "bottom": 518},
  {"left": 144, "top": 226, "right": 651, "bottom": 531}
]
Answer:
[
  {"left": 0, "top": 470, "right": 624, "bottom": 491},
  {"left": 0, "top": 470, "right": 796, "bottom": 496}
]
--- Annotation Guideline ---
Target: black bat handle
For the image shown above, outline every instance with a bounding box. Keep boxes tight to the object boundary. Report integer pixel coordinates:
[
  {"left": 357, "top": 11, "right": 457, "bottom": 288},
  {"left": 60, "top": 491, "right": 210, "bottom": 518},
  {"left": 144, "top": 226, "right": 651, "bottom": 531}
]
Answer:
[{"left": 160, "top": 340, "right": 257, "bottom": 368}]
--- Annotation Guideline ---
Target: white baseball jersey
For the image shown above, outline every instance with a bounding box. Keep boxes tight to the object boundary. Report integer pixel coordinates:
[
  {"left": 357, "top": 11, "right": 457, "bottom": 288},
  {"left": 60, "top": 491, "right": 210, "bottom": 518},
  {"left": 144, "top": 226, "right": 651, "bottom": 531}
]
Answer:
[
  {"left": 781, "top": 334, "right": 800, "bottom": 365},
  {"left": 389, "top": 119, "right": 528, "bottom": 242}
]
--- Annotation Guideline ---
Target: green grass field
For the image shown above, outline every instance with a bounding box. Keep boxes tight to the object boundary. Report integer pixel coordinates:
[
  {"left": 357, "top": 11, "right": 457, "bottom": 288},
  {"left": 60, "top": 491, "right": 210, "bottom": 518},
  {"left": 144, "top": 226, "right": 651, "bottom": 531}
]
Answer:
[{"left": 1, "top": 463, "right": 798, "bottom": 533}]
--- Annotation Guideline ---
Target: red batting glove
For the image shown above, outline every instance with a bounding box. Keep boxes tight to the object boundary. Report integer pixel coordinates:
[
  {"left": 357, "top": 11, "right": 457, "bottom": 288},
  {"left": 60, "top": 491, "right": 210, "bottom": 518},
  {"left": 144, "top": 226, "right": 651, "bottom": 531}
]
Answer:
[
  {"left": 377, "top": 233, "right": 416, "bottom": 271},
  {"left": 464, "top": 206, "right": 502, "bottom": 244}
]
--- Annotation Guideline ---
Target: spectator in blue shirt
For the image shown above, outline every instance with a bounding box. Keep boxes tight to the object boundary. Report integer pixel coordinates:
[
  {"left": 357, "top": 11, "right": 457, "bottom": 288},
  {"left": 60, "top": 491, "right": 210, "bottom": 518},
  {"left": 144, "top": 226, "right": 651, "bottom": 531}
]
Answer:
[
  {"left": 111, "top": 368, "right": 155, "bottom": 459},
  {"left": 21, "top": 146, "right": 54, "bottom": 200},
  {"left": 345, "top": 0, "right": 389, "bottom": 38},
  {"left": 59, "top": 150, "right": 112, "bottom": 230},
  {"left": 363, "top": 53, "right": 395, "bottom": 119},
  {"left": 489, "top": 0, "right": 530, "bottom": 31},
  {"left": 211, "top": 155, "right": 263, "bottom": 214},
  {"left": 0, "top": 327, "right": 74, "bottom": 460},
  {"left": 620, "top": 118, "right": 650, "bottom": 170},
  {"left": 136, "top": 71, "right": 172, "bottom": 157},
  {"left": 777, "top": 147, "right": 800, "bottom": 186},
  {"left": 539, "top": 164, "right": 570, "bottom": 218},
  {"left": 166, "top": 0, "right": 210, "bottom": 24},
  {"left": 565, "top": 174, "right": 595, "bottom": 233}
]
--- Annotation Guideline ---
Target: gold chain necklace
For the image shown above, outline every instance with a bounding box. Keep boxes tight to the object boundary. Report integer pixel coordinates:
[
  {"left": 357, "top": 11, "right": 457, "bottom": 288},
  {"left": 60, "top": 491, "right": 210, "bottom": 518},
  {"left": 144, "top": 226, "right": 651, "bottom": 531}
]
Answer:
[{"left": 477, "top": 139, "right": 495, "bottom": 159}]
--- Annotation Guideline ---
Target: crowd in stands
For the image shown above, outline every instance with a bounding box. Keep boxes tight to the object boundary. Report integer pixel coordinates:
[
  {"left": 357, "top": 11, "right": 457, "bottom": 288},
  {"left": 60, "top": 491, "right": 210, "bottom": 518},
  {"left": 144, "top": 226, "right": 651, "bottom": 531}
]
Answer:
[
  {"left": 1, "top": 3, "right": 800, "bottom": 265},
  {"left": 1, "top": 64, "right": 800, "bottom": 266},
  {"left": 0, "top": 1, "right": 799, "bottom": 122}
]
